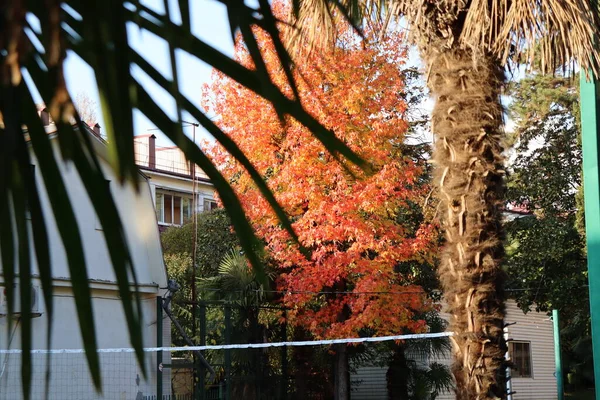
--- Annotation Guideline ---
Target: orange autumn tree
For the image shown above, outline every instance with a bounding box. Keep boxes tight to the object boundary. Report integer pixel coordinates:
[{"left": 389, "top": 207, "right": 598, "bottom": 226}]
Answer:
[{"left": 203, "top": 5, "right": 436, "bottom": 396}]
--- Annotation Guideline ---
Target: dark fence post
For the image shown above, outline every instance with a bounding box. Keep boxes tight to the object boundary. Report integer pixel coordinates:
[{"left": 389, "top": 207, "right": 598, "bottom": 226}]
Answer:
[
  {"left": 157, "top": 296, "right": 163, "bottom": 399},
  {"left": 225, "top": 305, "right": 232, "bottom": 400},
  {"left": 280, "top": 312, "right": 288, "bottom": 400},
  {"left": 199, "top": 303, "right": 206, "bottom": 400}
]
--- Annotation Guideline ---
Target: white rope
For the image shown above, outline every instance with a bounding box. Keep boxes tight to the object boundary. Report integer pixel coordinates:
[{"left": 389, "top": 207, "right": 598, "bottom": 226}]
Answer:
[{"left": 0, "top": 332, "right": 453, "bottom": 354}]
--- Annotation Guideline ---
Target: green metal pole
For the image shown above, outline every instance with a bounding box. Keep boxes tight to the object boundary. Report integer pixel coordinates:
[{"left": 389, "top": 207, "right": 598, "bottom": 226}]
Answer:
[
  {"left": 552, "top": 310, "right": 564, "bottom": 400},
  {"left": 580, "top": 71, "right": 600, "bottom": 400},
  {"left": 157, "top": 296, "right": 163, "bottom": 399}
]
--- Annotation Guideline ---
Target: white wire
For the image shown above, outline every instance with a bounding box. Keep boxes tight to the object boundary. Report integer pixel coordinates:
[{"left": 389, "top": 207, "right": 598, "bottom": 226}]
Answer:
[{"left": 0, "top": 331, "right": 454, "bottom": 354}]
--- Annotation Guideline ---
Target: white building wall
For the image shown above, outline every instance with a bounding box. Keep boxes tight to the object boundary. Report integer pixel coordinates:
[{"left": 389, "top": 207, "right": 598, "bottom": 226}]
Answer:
[
  {"left": 0, "top": 285, "right": 168, "bottom": 399},
  {"left": 351, "top": 365, "right": 388, "bottom": 399},
  {"left": 0, "top": 133, "right": 171, "bottom": 399},
  {"left": 350, "top": 300, "right": 558, "bottom": 400},
  {"left": 504, "top": 301, "right": 557, "bottom": 400},
  {"left": 134, "top": 135, "right": 209, "bottom": 180},
  {"left": 147, "top": 171, "right": 214, "bottom": 200},
  {"left": 21, "top": 136, "right": 167, "bottom": 285},
  {"left": 435, "top": 300, "right": 558, "bottom": 400}
]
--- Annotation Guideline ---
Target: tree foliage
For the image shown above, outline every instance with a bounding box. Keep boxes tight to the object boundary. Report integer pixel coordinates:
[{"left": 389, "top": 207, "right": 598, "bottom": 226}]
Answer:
[
  {"left": 386, "top": 311, "right": 453, "bottom": 399},
  {"left": 505, "top": 72, "right": 585, "bottom": 313},
  {"left": 289, "top": 0, "right": 600, "bottom": 397},
  {"left": 1, "top": 2, "right": 369, "bottom": 392},
  {"left": 505, "top": 72, "right": 592, "bottom": 385},
  {"left": 162, "top": 209, "right": 240, "bottom": 277},
  {"left": 204, "top": 2, "right": 436, "bottom": 340},
  {"left": 162, "top": 211, "right": 241, "bottom": 350},
  {"left": 7, "top": 0, "right": 599, "bottom": 397},
  {"left": 507, "top": 74, "right": 581, "bottom": 215}
]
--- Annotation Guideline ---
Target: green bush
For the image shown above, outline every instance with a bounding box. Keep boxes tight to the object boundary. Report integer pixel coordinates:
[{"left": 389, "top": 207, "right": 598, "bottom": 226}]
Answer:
[{"left": 161, "top": 209, "right": 240, "bottom": 277}]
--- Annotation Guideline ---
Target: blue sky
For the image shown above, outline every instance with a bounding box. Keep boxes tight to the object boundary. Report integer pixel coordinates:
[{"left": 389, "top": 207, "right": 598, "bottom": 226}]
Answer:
[{"left": 63, "top": 0, "right": 235, "bottom": 147}]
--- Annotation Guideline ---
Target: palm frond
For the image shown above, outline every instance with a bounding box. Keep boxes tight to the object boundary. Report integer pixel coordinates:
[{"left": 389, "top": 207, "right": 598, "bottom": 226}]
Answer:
[
  {"left": 427, "top": 362, "right": 454, "bottom": 397},
  {"left": 285, "top": 0, "right": 375, "bottom": 55},
  {"left": 199, "top": 251, "right": 268, "bottom": 307},
  {"left": 462, "top": 0, "right": 600, "bottom": 75},
  {"left": 1, "top": 1, "right": 367, "bottom": 398},
  {"left": 289, "top": 0, "right": 600, "bottom": 76}
]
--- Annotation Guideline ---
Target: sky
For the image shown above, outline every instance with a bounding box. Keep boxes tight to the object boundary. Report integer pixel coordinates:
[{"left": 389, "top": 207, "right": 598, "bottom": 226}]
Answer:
[
  {"left": 57, "top": 0, "right": 519, "bottom": 149},
  {"left": 62, "top": 0, "right": 235, "bottom": 147},
  {"left": 56, "top": 0, "right": 441, "bottom": 149}
]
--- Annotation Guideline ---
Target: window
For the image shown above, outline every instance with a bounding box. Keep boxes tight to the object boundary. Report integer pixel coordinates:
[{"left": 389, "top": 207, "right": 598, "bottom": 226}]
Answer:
[
  {"left": 156, "top": 192, "right": 164, "bottom": 222},
  {"left": 509, "top": 341, "right": 532, "bottom": 378},
  {"left": 203, "top": 198, "right": 218, "bottom": 212},
  {"left": 156, "top": 191, "right": 192, "bottom": 226},
  {"left": 182, "top": 197, "right": 191, "bottom": 222}
]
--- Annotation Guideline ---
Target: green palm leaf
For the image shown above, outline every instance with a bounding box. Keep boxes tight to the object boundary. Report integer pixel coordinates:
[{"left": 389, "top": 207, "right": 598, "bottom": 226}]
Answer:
[{"left": 0, "top": 1, "right": 366, "bottom": 398}]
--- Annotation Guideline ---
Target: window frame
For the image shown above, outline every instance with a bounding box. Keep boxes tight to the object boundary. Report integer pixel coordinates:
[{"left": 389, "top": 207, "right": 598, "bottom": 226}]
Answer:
[
  {"left": 155, "top": 189, "right": 193, "bottom": 226},
  {"left": 509, "top": 340, "right": 533, "bottom": 378},
  {"left": 203, "top": 197, "right": 218, "bottom": 212}
]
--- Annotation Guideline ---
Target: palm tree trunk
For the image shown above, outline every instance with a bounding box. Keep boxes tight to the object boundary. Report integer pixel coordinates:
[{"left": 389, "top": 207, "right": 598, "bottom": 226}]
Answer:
[{"left": 428, "top": 48, "right": 507, "bottom": 399}]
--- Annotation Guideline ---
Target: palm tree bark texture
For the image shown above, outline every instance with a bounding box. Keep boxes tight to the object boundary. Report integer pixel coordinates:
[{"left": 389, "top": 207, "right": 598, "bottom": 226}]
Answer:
[{"left": 428, "top": 47, "right": 507, "bottom": 399}]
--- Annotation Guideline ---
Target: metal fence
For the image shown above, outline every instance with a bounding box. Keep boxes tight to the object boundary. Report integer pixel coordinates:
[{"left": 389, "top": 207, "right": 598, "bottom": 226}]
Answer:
[{"left": 160, "top": 298, "right": 455, "bottom": 400}]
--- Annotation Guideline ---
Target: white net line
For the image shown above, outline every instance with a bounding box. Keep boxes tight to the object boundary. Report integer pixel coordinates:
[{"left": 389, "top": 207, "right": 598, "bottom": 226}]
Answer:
[
  {"left": 0, "top": 332, "right": 455, "bottom": 399},
  {"left": 0, "top": 332, "right": 453, "bottom": 354}
]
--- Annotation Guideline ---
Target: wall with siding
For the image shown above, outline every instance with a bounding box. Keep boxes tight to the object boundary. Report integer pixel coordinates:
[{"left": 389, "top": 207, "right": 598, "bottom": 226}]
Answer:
[
  {"left": 351, "top": 366, "right": 388, "bottom": 399},
  {"left": 435, "top": 300, "right": 558, "bottom": 400},
  {"left": 504, "top": 301, "right": 557, "bottom": 400},
  {"left": 0, "top": 133, "right": 171, "bottom": 399},
  {"left": 351, "top": 300, "right": 558, "bottom": 400}
]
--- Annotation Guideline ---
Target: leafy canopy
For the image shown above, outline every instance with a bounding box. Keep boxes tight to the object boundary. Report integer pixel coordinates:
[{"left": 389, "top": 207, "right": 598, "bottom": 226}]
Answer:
[
  {"left": 1, "top": 1, "right": 367, "bottom": 394},
  {"left": 505, "top": 71, "right": 585, "bottom": 315},
  {"left": 162, "top": 209, "right": 240, "bottom": 278},
  {"left": 504, "top": 71, "right": 590, "bottom": 382},
  {"left": 204, "top": 2, "right": 437, "bottom": 339}
]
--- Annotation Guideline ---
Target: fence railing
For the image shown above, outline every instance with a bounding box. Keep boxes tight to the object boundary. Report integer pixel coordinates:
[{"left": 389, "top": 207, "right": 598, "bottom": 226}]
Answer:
[{"left": 159, "top": 298, "right": 454, "bottom": 400}]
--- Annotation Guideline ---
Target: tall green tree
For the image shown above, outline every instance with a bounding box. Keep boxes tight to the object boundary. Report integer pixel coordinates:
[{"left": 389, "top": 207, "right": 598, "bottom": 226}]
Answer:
[
  {"left": 162, "top": 209, "right": 240, "bottom": 278},
  {"left": 198, "top": 251, "right": 274, "bottom": 399},
  {"left": 505, "top": 71, "right": 592, "bottom": 387},
  {"left": 289, "top": 2, "right": 600, "bottom": 398},
  {"left": 162, "top": 210, "right": 240, "bottom": 348},
  {"left": 505, "top": 72, "right": 584, "bottom": 312}
]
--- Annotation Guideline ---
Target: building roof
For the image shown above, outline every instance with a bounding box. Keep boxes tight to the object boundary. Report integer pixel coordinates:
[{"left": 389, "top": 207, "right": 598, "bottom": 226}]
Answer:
[{"left": 133, "top": 134, "right": 211, "bottom": 183}]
